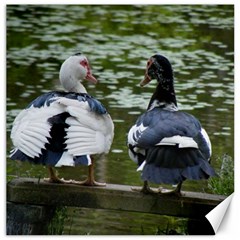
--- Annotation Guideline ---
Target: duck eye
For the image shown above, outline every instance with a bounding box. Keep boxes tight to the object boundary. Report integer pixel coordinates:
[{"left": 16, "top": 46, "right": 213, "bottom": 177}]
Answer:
[
  {"left": 80, "top": 60, "right": 88, "bottom": 67},
  {"left": 148, "top": 68, "right": 155, "bottom": 77}
]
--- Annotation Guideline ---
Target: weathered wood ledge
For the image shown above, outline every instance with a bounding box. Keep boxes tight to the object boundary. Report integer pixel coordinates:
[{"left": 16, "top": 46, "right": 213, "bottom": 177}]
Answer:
[{"left": 7, "top": 177, "right": 225, "bottom": 219}]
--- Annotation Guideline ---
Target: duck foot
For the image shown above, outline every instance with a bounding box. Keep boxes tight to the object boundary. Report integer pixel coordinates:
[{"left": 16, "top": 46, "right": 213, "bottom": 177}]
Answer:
[
  {"left": 159, "top": 182, "right": 183, "bottom": 197},
  {"left": 43, "top": 177, "right": 73, "bottom": 184},
  {"left": 72, "top": 157, "right": 106, "bottom": 186},
  {"left": 131, "top": 181, "right": 162, "bottom": 194},
  {"left": 44, "top": 167, "right": 74, "bottom": 184},
  {"left": 72, "top": 178, "right": 106, "bottom": 187},
  {"left": 159, "top": 188, "right": 182, "bottom": 197}
]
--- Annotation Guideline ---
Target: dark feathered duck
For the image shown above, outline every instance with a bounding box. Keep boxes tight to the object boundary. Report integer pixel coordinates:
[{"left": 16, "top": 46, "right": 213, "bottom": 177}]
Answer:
[
  {"left": 10, "top": 53, "right": 114, "bottom": 186},
  {"left": 127, "top": 54, "right": 215, "bottom": 195}
]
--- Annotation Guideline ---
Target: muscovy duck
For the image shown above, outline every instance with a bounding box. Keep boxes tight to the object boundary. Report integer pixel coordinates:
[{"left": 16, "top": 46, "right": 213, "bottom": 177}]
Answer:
[
  {"left": 127, "top": 54, "right": 215, "bottom": 195},
  {"left": 10, "top": 53, "right": 114, "bottom": 186}
]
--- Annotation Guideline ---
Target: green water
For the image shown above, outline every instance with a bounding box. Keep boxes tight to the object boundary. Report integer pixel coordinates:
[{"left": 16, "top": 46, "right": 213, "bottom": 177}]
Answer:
[{"left": 7, "top": 5, "right": 234, "bottom": 234}]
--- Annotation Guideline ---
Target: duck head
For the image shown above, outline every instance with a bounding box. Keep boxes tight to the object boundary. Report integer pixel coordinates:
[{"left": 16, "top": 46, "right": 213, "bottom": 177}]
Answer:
[
  {"left": 59, "top": 53, "right": 97, "bottom": 93},
  {"left": 140, "top": 54, "right": 174, "bottom": 87},
  {"left": 141, "top": 54, "right": 177, "bottom": 108}
]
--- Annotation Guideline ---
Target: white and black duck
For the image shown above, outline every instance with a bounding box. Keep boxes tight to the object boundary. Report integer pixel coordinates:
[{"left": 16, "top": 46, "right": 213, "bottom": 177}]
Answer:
[
  {"left": 127, "top": 54, "right": 215, "bottom": 195},
  {"left": 10, "top": 53, "right": 114, "bottom": 186}
]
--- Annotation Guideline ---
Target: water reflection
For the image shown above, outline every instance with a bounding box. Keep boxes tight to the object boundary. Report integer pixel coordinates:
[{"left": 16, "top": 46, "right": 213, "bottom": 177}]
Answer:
[{"left": 7, "top": 5, "right": 233, "bottom": 234}]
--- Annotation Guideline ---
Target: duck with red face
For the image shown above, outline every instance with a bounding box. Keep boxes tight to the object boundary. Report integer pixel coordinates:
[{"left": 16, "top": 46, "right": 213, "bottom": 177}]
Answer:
[
  {"left": 128, "top": 54, "right": 215, "bottom": 195},
  {"left": 10, "top": 53, "right": 114, "bottom": 186}
]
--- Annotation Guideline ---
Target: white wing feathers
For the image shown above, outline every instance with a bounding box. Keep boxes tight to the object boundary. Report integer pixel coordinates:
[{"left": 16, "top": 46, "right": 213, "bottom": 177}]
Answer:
[
  {"left": 201, "top": 128, "right": 212, "bottom": 157},
  {"left": 65, "top": 105, "right": 114, "bottom": 156},
  {"left": 11, "top": 97, "right": 114, "bottom": 159},
  {"left": 127, "top": 123, "right": 147, "bottom": 146},
  {"left": 10, "top": 104, "right": 63, "bottom": 158},
  {"left": 156, "top": 135, "right": 198, "bottom": 148}
]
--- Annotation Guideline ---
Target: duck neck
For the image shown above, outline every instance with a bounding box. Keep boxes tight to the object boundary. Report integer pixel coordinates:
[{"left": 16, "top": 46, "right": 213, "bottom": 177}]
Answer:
[
  {"left": 62, "top": 79, "right": 87, "bottom": 93},
  {"left": 147, "top": 77, "right": 177, "bottom": 110},
  {"left": 70, "top": 82, "right": 87, "bottom": 93}
]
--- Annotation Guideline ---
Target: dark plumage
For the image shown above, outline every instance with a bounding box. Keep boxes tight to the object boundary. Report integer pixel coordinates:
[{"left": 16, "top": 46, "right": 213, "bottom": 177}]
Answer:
[{"left": 128, "top": 54, "right": 215, "bottom": 195}]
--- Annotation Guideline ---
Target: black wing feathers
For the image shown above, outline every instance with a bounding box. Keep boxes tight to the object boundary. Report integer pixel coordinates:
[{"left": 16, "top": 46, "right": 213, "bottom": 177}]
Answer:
[{"left": 136, "top": 109, "right": 201, "bottom": 148}]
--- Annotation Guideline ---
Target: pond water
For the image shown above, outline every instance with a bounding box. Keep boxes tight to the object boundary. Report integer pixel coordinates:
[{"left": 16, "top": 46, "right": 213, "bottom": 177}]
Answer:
[{"left": 6, "top": 5, "right": 234, "bottom": 235}]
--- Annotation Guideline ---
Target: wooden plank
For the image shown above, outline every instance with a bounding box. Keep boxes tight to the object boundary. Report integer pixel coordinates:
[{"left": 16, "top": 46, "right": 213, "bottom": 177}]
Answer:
[{"left": 7, "top": 178, "right": 226, "bottom": 219}]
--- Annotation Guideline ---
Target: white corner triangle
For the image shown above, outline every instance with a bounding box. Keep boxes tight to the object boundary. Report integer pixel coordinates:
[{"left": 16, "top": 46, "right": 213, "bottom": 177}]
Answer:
[{"left": 205, "top": 193, "right": 234, "bottom": 233}]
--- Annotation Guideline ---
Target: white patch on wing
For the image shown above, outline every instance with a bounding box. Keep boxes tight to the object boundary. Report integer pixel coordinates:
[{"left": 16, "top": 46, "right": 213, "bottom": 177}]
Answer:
[
  {"left": 137, "top": 160, "right": 146, "bottom": 172},
  {"left": 86, "top": 155, "right": 92, "bottom": 165},
  {"left": 127, "top": 123, "right": 147, "bottom": 146},
  {"left": 156, "top": 135, "right": 198, "bottom": 148},
  {"left": 128, "top": 149, "right": 138, "bottom": 164},
  {"left": 10, "top": 103, "right": 63, "bottom": 158},
  {"left": 55, "top": 151, "right": 74, "bottom": 167},
  {"left": 133, "top": 147, "right": 146, "bottom": 155},
  {"left": 201, "top": 128, "right": 212, "bottom": 158},
  {"left": 65, "top": 106, "right": 114, "bottom": 156},
  {"left": 127, "top": 123, "right": 147, "bottom": 164},
  {"left": 55, "top": 97, "right": 90, "bottom": 111}
]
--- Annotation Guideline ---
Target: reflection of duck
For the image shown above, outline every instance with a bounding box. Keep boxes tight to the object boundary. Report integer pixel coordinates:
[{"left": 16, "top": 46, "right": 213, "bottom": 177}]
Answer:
[
  {"left": 10, "top": 53, "right": 114, "bottom": 186},
  {"left": 127, "top": 54, "right": 215, "bottom": 195}
]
